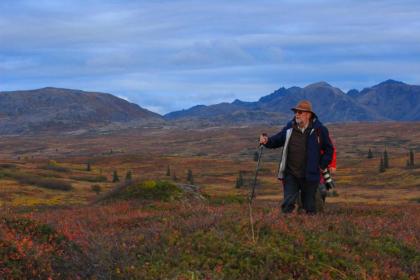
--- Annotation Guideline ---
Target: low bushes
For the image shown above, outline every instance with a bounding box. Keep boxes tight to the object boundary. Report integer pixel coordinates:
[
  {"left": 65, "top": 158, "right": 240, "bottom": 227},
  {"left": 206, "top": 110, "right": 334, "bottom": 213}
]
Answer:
[
  {"left": 42, "top": 160, "right": 71, "bottom": 173},
  {"left": 92, "top": 180, "right": 184, "bottom": 204},
  {"left": 71, "top": 175, "right": 107, "bottom": 183},
  {"left": 6, "top": 201, "right": 418, "bottom": 279},
  {"left": 0, "top": 217, "right": 90, "bottom": 279},
  {"left": 43, "top": 164, "right": 71, "bottom": 173},
  {"left": 207, "top": 194, "right": 245, "bottom": 205},
  {"left": 16, "top": 175, "right": 72, "bottom": 191},
  {"left": 0, "top": 163, "right": 17, "bottom": 169},
  {"left": 123, "top": 180, "right": 183, "bottom": 201},
  {"left": 2, "top": 170, "right": 72, "bottom": 191}
]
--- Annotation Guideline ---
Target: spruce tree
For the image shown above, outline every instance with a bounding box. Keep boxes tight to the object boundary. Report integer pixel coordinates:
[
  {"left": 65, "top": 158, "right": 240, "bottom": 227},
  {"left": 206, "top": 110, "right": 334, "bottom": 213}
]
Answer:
[
  {"left": 166, "top": 165, "right": 171, "bottom": 176},
  {"left": 367, "top": 148, "right": 373, "bottom": 159},
  {"left": 86, "top": 161, "right": 91, "bottom": 171},
  {"left": 409, "top": 149, "right": 414, "bottom": 167},
  {"left": 379, "top": 157, "right": 385, "bottom": 173},
  {"left": 187, "top": 169, "right": 194, "bottom": 184},
  {"left": 112, "top": 170, "right": 120, "bottom": 182},
  {"left": 125, "top": 170, "right": 132, "bottom": 182},
  {"left": 383, "top": 149, "right": 389, "bottom": 169},
  {"left": 235, "top": 171, "right": 244, "bottom": 188}
]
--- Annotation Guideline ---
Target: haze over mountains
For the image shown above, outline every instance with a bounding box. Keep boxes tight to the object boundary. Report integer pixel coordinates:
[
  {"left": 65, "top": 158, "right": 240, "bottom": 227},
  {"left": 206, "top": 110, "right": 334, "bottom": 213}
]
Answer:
[{"left": 0, "top": 79, "right": 419, "bottom": 134}]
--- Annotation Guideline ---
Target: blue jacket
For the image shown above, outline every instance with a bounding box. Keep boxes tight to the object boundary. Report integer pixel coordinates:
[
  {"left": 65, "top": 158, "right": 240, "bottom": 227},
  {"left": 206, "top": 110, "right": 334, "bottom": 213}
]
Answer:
[{"left": 264, "top": 117, "right": 334, "bottom": 182}]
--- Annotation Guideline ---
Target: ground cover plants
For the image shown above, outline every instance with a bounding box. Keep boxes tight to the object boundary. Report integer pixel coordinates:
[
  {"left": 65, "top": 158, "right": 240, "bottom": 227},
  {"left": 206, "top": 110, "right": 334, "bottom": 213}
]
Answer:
[
  {"left": 0, "top": 122, "right": 419, "bottom": 279},
  {"left": 2, "top": 201, "right": 418, "bottom": 279}
]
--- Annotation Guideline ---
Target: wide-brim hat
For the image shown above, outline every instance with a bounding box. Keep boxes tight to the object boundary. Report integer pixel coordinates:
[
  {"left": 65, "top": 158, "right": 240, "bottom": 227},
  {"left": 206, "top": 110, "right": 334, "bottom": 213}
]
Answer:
[{"left": 291, "top": 100, "right": 315, "bottom": 115}]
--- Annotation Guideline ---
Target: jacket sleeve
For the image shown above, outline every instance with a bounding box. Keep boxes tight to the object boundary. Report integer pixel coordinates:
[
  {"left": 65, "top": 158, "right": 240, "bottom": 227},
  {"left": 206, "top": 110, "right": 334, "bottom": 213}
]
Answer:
[
  {"left": 264, "top": 126, "right": 287, "bottom": 149},
  {"left": 319, "top": 126, "right": 334, "bottom": 170},
  {"left": 328, "top": 140, "right": 337, "bottom": 169}
]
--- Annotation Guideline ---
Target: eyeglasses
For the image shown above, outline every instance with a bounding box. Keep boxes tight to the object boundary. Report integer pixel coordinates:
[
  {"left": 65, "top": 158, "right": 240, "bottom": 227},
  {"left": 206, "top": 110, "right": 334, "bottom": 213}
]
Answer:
[{"left": 294, "top": 110, "right": 306, "bottom": 115}]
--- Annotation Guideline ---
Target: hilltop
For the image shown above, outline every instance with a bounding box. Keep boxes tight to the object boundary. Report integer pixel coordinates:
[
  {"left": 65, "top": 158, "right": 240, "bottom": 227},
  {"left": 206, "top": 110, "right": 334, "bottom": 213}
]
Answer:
[{"left": 0, "top": 87, "right": 163, "bottom": 134}]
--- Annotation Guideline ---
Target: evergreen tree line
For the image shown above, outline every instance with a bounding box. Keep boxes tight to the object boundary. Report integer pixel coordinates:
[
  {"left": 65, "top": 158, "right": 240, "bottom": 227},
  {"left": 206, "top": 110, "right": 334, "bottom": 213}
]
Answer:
[
  {"left": 112, "top": 170, "right": 133, "bottom": 182},
  {"left": 379, "top": 149, "right": 389, "bottom": 173},
  {"left": 370, "top": 148, "right": 416, "bottom": 173},
  {"left": 165, "top": 165, "right": 194, "bottom": 184}
]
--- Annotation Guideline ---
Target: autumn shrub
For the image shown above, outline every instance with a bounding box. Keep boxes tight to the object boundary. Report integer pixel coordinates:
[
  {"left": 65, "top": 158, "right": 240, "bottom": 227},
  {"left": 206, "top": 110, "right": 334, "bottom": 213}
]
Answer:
[
  {"left": 106, "top": 203, "right": 419, "bottom": 280},
  {"left": 0, "top": 217, "right": 91, "bottom": 279},
  {"left": 7, "top": 201, "right": 418, "bottom": 279}
]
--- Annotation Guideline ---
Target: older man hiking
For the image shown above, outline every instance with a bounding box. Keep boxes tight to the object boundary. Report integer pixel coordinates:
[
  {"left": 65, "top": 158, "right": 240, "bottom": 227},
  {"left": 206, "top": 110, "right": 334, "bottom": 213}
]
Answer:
[{"left": 259, "top": 100, "right": 334, "bottom": 214}]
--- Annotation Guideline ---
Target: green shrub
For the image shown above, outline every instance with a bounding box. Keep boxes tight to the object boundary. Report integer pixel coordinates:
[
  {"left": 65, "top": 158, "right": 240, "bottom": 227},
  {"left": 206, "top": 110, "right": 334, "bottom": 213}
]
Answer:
[
  {"left": 43, "top": 160, "right": 71, "bottom": 173},
  {"left": 71, "top": 175, "right": 107, "bottom": 182},
  {"left": 327, "top": 190, "right": 339, "bottom": 197},
  {"left": 6, "top": 171, "right": 73, "bottom": 191},
  {"left": 410, "top": 197, "right": 420, "bottom": 204},
  {"left": 0, "top": 163, "right": 17, "bottom": 169},
  {"left": 91, "top": 184, "right": 102, "bottom": 194},
  {"left": 124, "top": 180, "right": 182, "bottom": 201},
  {"left": 112, "top": 170, "right": 120, "bottom": 182},
  {"left": 125, "top": 170, "right": 133, "bottom": 182},
  {"left": 31, "top": 177, "right": 73, "bottom": 191},
  {"left": 44, "top": 164, "right": 71, "bottom": 173},
  {"left": 208, "top": 194, "right": 245, "bottom": 205}
]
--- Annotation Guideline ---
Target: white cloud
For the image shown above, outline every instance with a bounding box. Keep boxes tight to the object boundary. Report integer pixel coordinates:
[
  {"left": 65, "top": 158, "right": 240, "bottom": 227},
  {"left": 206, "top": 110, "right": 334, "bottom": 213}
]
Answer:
[{"left": 0, "top": 0, "right": 419, "bottom": 113}]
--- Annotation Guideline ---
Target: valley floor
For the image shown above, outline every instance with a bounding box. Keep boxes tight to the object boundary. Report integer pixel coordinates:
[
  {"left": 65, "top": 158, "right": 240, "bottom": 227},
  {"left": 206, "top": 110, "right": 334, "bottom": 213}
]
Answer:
[{"left": 0, "top": 122, "right": 419, "bottom": 279}]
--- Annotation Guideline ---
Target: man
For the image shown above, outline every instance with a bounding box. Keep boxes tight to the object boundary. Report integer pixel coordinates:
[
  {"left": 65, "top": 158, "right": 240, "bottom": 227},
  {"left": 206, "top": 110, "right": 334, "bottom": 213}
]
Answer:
[{"left": 259, "top": 100, "right": 334, "bottom": 214}]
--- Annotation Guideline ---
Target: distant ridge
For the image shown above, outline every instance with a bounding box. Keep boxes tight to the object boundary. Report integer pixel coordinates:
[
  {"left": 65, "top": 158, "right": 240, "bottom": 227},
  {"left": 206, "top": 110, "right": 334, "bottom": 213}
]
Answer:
[
  {"left": 0, "top": 87, "right": 163, "bottom": 134},
  {"left": 1, "top": 80, "right": 419, "bottom": 134},
  {"left": 165, "top": 79, "right": 420, "bottom": 124},
  {"left": 352, "top": 80, "right": 420, "bottom": 121}
]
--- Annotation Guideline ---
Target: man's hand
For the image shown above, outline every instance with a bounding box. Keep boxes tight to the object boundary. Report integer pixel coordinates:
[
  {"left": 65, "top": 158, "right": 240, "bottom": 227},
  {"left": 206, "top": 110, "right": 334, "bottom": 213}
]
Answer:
[{"left": 259, "top": 133, "right": 268, "bottom": 145}]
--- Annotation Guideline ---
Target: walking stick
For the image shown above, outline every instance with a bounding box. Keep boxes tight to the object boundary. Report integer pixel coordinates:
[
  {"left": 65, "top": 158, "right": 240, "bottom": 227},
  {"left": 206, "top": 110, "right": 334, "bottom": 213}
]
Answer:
[{"left": 248, "top": 144, "right": 264, "bottom": 242}]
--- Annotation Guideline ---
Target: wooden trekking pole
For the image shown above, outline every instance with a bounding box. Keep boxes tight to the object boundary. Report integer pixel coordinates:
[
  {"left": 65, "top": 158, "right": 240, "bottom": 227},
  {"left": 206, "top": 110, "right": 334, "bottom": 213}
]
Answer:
[{"left": 248, "top": 143, "right": 264, "bottom": 242}]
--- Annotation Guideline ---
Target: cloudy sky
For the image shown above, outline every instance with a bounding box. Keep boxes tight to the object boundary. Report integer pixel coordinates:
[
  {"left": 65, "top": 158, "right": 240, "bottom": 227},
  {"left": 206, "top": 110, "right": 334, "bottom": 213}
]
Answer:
[{"left": 1, "top": 0, "right": 419, "bottom": 114}]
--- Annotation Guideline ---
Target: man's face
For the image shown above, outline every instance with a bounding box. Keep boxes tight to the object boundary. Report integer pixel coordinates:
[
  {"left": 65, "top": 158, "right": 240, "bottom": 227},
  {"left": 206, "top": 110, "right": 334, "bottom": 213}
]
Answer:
[{"left": 294, "top": 110, "right": 311, "bottom": 127}]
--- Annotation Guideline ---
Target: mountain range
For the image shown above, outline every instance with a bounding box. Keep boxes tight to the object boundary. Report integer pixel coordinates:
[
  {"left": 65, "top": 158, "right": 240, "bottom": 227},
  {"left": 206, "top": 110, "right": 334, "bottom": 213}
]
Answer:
[
  {"left": 0, "top": 79, "right": 419, "bottom": 134},
  {"left": 165, "top": 79, "right": 420, "bottom": 124}
]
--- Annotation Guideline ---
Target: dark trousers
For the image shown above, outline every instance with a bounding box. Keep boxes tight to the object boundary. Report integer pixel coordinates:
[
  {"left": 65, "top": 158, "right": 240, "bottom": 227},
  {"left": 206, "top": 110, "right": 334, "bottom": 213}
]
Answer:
[{"left": 282, "top": 174, "right": 318, "bottom": 214}]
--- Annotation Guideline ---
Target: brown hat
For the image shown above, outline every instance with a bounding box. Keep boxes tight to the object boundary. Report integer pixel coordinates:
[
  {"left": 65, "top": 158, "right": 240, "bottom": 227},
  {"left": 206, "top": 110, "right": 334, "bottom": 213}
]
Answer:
[{"left": 291, "top": 100, "right": 315, "bottom": 114}]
